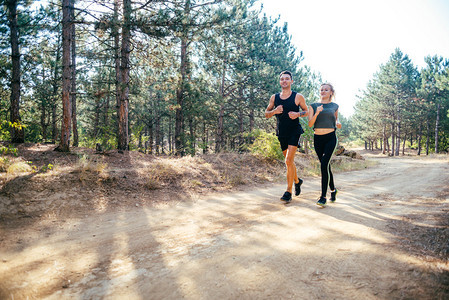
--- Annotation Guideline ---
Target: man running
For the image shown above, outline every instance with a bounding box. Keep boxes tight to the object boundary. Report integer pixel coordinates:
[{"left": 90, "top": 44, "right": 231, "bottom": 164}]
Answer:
[{"left": 265, "top": 71, "right": 308, "bottom": 203}]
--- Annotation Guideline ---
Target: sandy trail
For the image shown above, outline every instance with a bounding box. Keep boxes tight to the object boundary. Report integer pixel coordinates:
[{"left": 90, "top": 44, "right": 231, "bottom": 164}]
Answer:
[{"left": 1, "top": 156, "right": 448, "bottom": 299}]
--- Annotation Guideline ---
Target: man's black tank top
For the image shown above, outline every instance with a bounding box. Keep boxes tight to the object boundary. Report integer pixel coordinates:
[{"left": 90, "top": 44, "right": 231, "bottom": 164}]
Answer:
[{"left": 274, "top": 91, "right": 304, "bottom": 137}]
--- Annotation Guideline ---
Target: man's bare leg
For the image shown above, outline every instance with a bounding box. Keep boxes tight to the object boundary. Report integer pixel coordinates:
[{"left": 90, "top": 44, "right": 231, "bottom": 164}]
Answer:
[{"left": 284, "top": 145, "right": 298, "bottom": 193}]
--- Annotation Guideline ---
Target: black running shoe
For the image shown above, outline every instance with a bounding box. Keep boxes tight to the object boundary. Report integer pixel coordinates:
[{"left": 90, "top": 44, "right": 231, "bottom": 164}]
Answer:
[
  {"left": 316, "top": 197, "right": 327, "bottom": 207},
  {"left": 330, "top": 189, "right": 338, "bottom": 202},
  {"left": 280, "top": 191, "right": 292, "bottom": 203},
  {"left": 295, "top": 178, "right": 303, "bottom": 196}
]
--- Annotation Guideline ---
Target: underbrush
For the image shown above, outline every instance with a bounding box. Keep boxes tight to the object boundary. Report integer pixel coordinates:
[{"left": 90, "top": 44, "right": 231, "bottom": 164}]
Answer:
[
  {"left": 0, "top": 143, "right": 374, "bottom": 219},
  {"left": 294, "top": 154, "right": 375, "bottom": 177},
  {"left": 331, "top": 156, "right": 378, "bottom": 172},
  {"left": 145, "top": 153, "right": 285, "bottom": 190}
]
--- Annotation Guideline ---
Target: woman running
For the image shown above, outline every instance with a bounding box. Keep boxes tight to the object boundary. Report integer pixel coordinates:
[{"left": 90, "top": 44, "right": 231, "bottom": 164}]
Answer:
[{"left": 308, "top": 83, "right": 341, "bottom": 207}]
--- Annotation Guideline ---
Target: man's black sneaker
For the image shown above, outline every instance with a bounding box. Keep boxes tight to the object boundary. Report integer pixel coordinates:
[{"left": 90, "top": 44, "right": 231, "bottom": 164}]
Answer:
[
  {"left": 280, "top": 191, "right": 292, "bottom": 203},
  {"left": 295, "top": 178, "right": 303, "bottom": 196},
  {"left": 316, "top": 197, "right": 327, "bottom": 207},
  {"left": 330, "top": 189, "right": 338, "bottom": 202}
]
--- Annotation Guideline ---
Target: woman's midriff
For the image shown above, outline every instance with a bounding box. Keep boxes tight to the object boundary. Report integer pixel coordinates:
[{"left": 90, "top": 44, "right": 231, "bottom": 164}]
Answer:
[{"left": 314, "top": 128, "right": 335, "bottom": 135}]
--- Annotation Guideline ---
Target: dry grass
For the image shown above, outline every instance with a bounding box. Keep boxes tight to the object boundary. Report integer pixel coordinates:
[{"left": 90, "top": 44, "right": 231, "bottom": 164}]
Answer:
[
  {"left": 293, "top": 153, "right": 374, "bottom": 178},
  {"left": 0, "top": 144, "right": 374, "bottom": 221},
  {"left": 78, "top": 155, "right": 107, "bottom": 173},
  {"left": 76, "top": 155, "right": 108, "bottom": 182},
  {"left": 145, "top": 174, "right": 162, "bottom": 190},
  {"left": 331, "top": 156, "right": 378, "bottom": 172},
  {"left": 6, "top": 161, "right": 33, "bottom": 175}
]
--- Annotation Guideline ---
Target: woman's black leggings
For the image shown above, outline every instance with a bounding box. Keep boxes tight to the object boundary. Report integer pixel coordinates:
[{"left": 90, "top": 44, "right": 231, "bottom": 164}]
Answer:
[{"left": 314, "top": 131, "right": 338, "bottom": 198}]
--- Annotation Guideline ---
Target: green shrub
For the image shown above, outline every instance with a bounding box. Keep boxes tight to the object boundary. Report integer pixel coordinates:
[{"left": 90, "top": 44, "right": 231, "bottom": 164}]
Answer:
[
  {"left": 0, "top": 145, "right": 18, "bottom": 156},
  {"left": 0, "top": 157, "right": 10, "bottom": 172},
  {"left": 247, "top": 130, "right": 283, "bottom": 161}
]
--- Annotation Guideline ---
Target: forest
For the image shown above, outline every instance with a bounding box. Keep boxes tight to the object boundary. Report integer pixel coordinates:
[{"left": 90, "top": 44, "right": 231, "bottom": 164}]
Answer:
[{"left": 1, "top": 0, "right": 448, "bottom": 156}]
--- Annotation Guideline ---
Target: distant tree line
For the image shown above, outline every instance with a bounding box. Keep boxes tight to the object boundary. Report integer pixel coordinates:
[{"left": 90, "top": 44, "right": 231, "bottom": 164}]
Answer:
[
  {"left": 0, "top": 0, "right": 322, "bottom": 155},
  {"left": 352, "top": 48, "right": 449, "bottom": 155}
]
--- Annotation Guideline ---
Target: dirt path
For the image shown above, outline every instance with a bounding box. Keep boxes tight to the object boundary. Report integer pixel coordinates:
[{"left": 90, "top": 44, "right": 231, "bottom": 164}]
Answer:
[{"left": 1, "top": 156, "right": 448, "bottom": 299}]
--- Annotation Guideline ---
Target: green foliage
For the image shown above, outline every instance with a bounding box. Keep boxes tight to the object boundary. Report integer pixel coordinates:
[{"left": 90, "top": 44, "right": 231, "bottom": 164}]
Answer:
[
  {"left": 336, "top": 114, "right": 353, "bottom": 144},
  {"left": 0, "top": 156, "right": 10, "bottom": 171},
  {"left": 0, "top": 121, "right": 10, "bottom": 141},
  {"left": 41, "top": 163, "right": 53, "bottom": 172},
  {"left": 0, "top": 145, "right": 18, "bottom": 156},
  {"left": 351, "top": 48, "right": 449, "bottom": 154},
  {"left": 79, "top": 134, "right": 117, "bottom": 151},
  {"left": 246, "top": 129, "right": 283, "bottom": 161},
  {"left": 0, "top": 0, "right": 318, "bottom": 155}
]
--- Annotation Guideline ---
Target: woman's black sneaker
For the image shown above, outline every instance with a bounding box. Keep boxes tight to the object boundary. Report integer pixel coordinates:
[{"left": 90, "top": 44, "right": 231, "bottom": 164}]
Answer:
[
  {"left": 316, "top": 197, "right": 327, "bottom": 207},
  {"left": 295, "top": 178, "right": 303, "bottom": 196},
  {"left": 330, "top": 189, "right": 338, "bottom": 202},
  {"left": 280, "top": 191, "right": 292, "bottom": 203}
]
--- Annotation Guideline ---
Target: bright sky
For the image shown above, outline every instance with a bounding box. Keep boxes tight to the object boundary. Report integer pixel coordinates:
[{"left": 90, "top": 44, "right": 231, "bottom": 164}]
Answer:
[{"left": 260, "top": 0, "right": 449, "bottom": 117}]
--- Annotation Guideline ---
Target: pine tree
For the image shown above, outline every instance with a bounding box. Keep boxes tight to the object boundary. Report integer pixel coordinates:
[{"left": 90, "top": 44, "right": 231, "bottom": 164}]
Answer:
[
  {"left": 56, "top": 0, "right": 73, "bottom": 152},
  {"left": 419, "top": 55, "right": 449, "bottom": 153}
]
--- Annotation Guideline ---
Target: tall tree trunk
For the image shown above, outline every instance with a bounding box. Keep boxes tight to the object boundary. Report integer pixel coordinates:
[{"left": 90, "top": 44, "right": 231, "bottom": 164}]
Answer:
[
  {"left": 51, "top": 30, "right": 61, "bottom": 144},
  {"left": 417, "top": 123, "right": 422, "bottom": 155},
  {"left": 395, "top": 111, "right": 400, "bottom": 156},
  {"left": 188, "top": 117, "right": 195, "bottom": 155},
  {"left": 70, "top": 0, "right": 78, "bottom": 147},
  {"left": 144, "top": 126, "right": 148, "bottom": 154},
  {"left": 168, "top": 115, "right": 172, "bottom": 154},
  {"left": 249, "top": 90, "right": 254, "bottom": 135},
  {"left": 382, "top": 124, "right": 387, "bottom": 154},
  {"left": 8, "top": 0, "right": 24, "bottom": 143},
  {"left": 434, "top": 101, "right": 440, "bottom": 153},
  {"left": 426, "top": 118, "right": 430, "bottom": 155},
  {"left": 52, "top": 101, "right": 57, "bottom": 143},
  {"left": 216, "top": 38, "right": 227, "bottom": 153},
  {"left": 156, "top": 116, "right": 162, "bottom": 155},
  {"left": 395, "top": 128, "right": 400, "bottom": 156},
  {"left": 94, "top": 95, "right": 101, "bottom": 137},
  {"left": 216, "top": 85, "right": 225, "bottom": 152},
  {"left": 113, "top": 0, "right": 121, "bottom": 149},
  {"left": 105, "top": 78, "right": 111, "bottom": 131},
  {"left": 150, "top": 120, "right": 155, "bottom": 155},
  {"left": 391, "top": 122, "right": 395, "bottom": 156},
  {"left": 216, "top": 104, "right": 225, "bottom": 152},
  {"left": 202, "top": 121, "right": 208, "bottom": 154},
  {"left": 402, "top": 138, "right": 406, "bottom": 155},
  {"left": 57, "top": 0, "right": 72, "bottom": 152},
  {"left": 385, "top": 138, "right": 390, "bottom": 155},
  {"left": 138, "top": 124, "right": 142, "bottom": 150},
  {"left": 41, "top": 100, "right": 48, "bottom": 142},
  {"left": 248, "top": 108, "right": 254, "bottom": 145},
  {"left": 238, "top": 87, "right": 244, "bottom": 149},
  {"left": 175, "top": 33, "right": 189, "bottom": 156},
  {"left": 40, "top": 67, "right": 49, "bottom": 141},
  {"left": 117, "top": 0, "right": 131, "bottom": 151},
  {"left": 155, "top": 118, "right": 160, "bottom": 155}
]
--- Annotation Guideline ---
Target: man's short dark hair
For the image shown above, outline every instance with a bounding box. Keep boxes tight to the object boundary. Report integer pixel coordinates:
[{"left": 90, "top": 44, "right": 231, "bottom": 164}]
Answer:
[{"left": 279, "top": 70, "right": 292, "bottom": 79}]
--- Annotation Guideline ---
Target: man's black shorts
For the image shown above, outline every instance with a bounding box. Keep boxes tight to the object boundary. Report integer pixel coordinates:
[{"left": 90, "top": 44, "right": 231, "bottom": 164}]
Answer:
[{"left": 278, "top": 133, "right": 301, "bottom": 152}]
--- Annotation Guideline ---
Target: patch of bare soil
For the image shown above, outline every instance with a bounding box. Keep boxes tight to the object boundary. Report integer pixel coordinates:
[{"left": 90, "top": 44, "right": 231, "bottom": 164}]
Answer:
[{"left": 0, "top": 144, "right": 448, "bottom": 299}]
